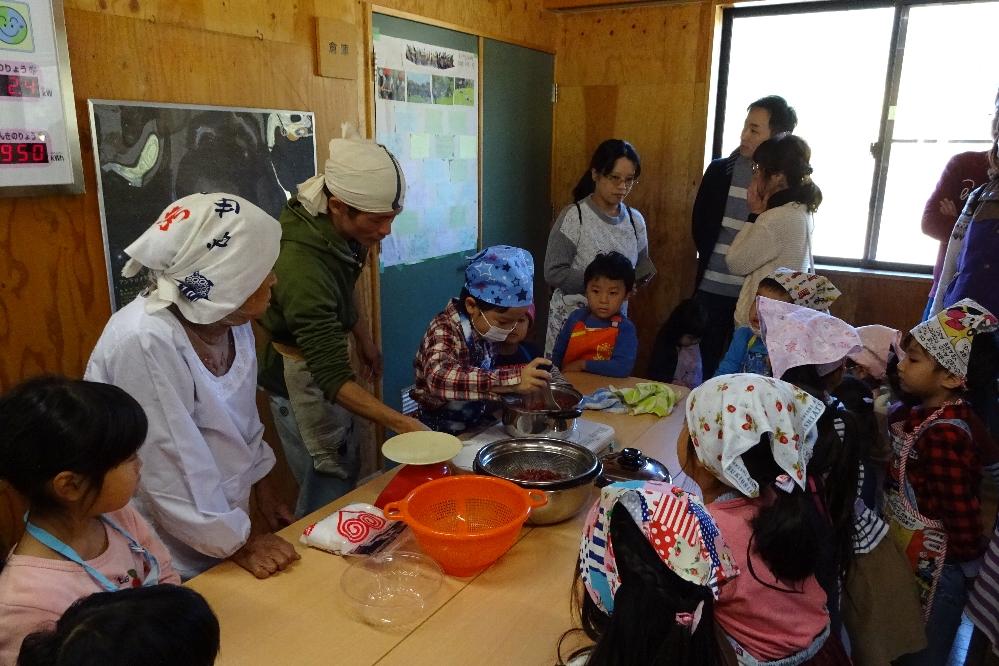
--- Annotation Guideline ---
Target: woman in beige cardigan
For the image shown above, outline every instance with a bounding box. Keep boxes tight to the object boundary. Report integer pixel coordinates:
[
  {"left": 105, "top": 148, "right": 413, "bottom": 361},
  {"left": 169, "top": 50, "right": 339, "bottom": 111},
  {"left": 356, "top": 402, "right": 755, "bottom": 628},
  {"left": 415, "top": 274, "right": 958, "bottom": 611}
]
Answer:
[{"left": 726, "top": 134, "right": 821, "bottom": 328}]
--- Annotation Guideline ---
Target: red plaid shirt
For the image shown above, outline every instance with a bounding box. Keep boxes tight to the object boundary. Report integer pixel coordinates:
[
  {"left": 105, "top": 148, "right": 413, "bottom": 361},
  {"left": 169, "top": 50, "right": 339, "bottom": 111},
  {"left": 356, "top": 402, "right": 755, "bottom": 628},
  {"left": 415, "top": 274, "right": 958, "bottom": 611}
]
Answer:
[
  {"left": 902, "top": 401, "right": 984, "bottom": 561},
  {"left": 411, "top": 300, "right": 523, "bottom": 411}
]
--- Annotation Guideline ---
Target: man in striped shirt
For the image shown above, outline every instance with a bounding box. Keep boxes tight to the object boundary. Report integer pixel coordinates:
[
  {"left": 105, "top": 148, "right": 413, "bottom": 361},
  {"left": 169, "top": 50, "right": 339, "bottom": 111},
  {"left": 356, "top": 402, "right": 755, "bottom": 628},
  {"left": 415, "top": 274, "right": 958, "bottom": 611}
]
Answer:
[{"left": 691, "top": 95, "right": 798, "bottom": 377}]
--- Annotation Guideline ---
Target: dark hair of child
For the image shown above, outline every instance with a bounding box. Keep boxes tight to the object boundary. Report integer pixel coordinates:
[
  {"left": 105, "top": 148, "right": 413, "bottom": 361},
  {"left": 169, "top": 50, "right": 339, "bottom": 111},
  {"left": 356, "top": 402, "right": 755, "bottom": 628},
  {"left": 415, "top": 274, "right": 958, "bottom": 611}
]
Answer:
[
  {"left": 458, "top": 286, "right": 510, "bottom": 315},
  {"left": 647, "top": 299, "right": 708, "bottom": 382},
  {"left": 584, "top": 251, "right": 636, "bottom": 292},
  {"left": 779, "top": 365, "right": 861, "bottom": 587},
  {"left": 572, "top": 139, "right": 642, "bottom": 203},
  {"left": 738, "top": 436, "right": 822, "bottom": 584},
  {"left": 0, "top": 376, "right": 147, "bottom": 516},
  {"left": 17, "top": 585, "right": 220, "bottom": 666},
  {"left": 558, "top": 503, "right": 719, "bottom": 666},
  {"left": 756, "top": 277, "right": 787, "bottom": 297},
  {"left": 833, "top": 376, "right": 878, "bottom": 457}
]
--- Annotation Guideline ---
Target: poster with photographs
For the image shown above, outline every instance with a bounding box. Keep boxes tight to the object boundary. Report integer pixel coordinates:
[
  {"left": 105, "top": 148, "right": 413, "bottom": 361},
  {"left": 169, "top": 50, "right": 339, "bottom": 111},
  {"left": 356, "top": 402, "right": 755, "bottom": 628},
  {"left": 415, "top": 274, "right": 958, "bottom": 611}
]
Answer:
[
  {"left": 89, "top": 100, "right": 316, "bottom": 310},
  {"left": 373, "top": 34, "right": 478, "bottom": 267}
]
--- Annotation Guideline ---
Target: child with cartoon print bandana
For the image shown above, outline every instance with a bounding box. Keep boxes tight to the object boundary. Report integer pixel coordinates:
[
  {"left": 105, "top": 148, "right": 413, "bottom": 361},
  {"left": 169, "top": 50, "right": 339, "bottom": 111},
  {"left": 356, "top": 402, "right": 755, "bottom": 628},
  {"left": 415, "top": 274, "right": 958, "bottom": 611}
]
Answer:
[{"left": 888, "top": 298, "right": 999, "bottom": 666}]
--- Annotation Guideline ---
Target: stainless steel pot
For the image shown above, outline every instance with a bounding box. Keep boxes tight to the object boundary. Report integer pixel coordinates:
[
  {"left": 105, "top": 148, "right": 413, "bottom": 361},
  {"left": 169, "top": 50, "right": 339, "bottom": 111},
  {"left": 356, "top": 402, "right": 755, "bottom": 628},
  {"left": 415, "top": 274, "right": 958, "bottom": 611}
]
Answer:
[
  {"left": 473, "top": 437, "right": 601, "bottom": 525},
  {"left": 500, "top": 385, "right": 583, "bottom": 438}
]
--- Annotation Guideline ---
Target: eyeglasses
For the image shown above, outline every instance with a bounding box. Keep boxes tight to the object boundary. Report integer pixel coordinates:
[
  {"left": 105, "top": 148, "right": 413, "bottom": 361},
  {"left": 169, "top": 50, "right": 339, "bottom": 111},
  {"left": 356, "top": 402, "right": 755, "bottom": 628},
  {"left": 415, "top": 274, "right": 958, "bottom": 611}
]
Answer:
[{"left": 601, "top": 173, "right": 638, "bottom": 189}]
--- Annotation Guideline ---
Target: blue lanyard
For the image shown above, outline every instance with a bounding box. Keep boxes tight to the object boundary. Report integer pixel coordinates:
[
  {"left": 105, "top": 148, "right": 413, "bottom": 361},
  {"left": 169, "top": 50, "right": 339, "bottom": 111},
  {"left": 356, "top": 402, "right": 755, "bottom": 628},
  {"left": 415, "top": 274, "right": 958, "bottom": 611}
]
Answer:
[{"left": 23, "top": 514, "right": 161, "bottom": 592}]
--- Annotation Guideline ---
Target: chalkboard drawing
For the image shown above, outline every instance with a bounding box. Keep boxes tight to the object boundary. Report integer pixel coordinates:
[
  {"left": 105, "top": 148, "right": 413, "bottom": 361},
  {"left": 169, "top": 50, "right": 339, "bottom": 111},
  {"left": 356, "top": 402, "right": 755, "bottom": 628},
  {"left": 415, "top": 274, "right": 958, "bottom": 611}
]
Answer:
[
  {"left": 377, "top": 68, "right": 406, "bottom": 101},
  {"left": 406, "top": 73, "right": 432, "bottom": 104},
  {"left": 453, "top": 78, "right": 474, "bottom": 106},
  {"left": 0, "top": 1, "right": 34, "bottom": 52},
  {"left": 90, "top": 100, "right": 316, "bottom": 310},
  {"left": 432, "top": 76, "right": 454, "bottom": 105}
]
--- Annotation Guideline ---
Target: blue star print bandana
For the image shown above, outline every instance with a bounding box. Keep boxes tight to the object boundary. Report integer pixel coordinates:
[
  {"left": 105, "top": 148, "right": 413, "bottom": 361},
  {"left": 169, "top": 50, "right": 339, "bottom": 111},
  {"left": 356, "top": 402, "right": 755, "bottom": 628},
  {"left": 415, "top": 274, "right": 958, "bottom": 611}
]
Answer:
[
  {"left": 579, "top": 481, "right": 739, "bottom": 618},
  {"left": 122, "top": 192, "right": 281, "bottom": 324},
  {"left": 464, "top": 245, "right": 534, "bottom": 307}
]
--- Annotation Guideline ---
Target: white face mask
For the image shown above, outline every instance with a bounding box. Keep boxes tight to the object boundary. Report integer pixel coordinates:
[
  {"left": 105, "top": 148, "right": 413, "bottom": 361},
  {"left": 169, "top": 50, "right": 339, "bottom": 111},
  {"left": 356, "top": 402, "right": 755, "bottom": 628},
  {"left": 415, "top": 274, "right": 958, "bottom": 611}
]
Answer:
[{"left": 478, "top": 310, "right": 515, "bottom": 342}]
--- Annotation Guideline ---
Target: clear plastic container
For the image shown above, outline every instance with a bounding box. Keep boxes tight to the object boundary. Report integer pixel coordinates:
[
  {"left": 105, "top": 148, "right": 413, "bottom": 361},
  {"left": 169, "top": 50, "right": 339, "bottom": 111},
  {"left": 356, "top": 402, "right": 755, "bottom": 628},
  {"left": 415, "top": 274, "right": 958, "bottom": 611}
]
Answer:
[{"left": 339, "top": 550, "right": 443, "bottom": 628}]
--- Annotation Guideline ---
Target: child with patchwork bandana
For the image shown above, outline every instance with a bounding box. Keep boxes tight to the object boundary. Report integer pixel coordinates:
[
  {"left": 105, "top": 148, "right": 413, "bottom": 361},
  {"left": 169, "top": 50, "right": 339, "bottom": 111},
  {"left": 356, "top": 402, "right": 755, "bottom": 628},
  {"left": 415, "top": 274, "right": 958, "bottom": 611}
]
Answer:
[
  {"left": 566, "top": 481, "right": 739, "bottom": 665},
  {"left": 715, "top": 268, "right": 840, "bottom": 377},
  {"left": 678, "top": 374, "right": 852, "bottom": 664},
  {"left": 411, "top": 246, "right": 552, "bottom": 434},
  {"left": 887, "top": 299, "right": 999, "bottom": 666}
]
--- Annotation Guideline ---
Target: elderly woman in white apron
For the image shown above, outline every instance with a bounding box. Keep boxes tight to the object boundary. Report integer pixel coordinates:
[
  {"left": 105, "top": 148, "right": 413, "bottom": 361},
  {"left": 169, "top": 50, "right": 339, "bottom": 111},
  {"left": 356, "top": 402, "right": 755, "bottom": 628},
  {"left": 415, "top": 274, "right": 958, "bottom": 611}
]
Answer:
[{"left": 86, "top": 193, "right": 299, "bottom": 580}]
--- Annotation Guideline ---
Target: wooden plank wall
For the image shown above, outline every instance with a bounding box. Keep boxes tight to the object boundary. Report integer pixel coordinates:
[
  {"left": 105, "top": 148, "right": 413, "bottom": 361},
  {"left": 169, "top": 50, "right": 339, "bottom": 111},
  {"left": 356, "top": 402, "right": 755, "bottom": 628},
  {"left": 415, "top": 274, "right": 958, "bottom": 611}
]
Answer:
[
  {"left": 550, "top": 2, "right": 931, "bottom": 372},
  {"left": 0, "top": 0, "right": 558, "bottom": 543},
  {"left": 553, "top": 3, "right": 717, "bottom": 373}
]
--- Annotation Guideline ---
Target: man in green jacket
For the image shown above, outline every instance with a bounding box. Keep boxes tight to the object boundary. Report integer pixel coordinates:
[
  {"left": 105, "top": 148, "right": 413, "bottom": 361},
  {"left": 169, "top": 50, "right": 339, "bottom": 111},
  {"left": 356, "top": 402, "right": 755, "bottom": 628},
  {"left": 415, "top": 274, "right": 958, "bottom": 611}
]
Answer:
[{"left": 259, "top": 130, "right": 426, "bottom": 516}]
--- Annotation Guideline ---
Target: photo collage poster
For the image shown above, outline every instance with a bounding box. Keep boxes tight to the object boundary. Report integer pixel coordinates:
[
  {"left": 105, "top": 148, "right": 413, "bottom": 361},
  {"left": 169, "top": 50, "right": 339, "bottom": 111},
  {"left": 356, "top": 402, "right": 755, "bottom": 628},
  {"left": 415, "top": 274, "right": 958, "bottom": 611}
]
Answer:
[{"left": 373, "top": 34, "right": 478, "bottom": 267}]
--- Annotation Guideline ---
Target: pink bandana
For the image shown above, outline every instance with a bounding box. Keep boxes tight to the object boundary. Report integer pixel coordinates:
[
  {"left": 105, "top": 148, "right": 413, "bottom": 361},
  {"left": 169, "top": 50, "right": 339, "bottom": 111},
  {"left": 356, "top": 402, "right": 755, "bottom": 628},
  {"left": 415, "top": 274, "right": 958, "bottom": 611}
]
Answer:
[
  {"left": 758, "top": 297, "right": 863, "bottom": 381},
  {"left": 848, "top": 325, "right": 901, "bottom": 379}
]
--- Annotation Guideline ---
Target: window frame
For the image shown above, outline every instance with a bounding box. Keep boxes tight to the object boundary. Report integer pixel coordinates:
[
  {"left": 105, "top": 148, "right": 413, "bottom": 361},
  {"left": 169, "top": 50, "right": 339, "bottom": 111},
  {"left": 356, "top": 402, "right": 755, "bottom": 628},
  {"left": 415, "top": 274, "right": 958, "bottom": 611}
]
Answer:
[{"left": 715, "top": 0, "right": 990, "bottom": 275}]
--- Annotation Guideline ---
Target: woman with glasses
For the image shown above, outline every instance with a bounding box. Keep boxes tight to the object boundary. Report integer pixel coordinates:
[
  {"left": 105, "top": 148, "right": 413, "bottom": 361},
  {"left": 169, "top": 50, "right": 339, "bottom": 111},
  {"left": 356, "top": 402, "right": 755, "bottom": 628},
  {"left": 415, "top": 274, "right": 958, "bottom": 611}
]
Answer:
[
  {"left": 543, "top": 139, "right": 656, "bottom": 355},
  {"left": 726, "top": 134, "right": 822, "bottom": 329}
]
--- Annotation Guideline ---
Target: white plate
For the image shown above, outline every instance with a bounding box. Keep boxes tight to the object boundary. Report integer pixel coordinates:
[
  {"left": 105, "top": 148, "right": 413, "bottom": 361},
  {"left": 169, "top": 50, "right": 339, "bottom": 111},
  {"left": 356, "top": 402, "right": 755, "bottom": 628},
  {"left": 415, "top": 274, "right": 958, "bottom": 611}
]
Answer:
[{"left": 381, "top": 431, "right": 462, "bottom": 465}]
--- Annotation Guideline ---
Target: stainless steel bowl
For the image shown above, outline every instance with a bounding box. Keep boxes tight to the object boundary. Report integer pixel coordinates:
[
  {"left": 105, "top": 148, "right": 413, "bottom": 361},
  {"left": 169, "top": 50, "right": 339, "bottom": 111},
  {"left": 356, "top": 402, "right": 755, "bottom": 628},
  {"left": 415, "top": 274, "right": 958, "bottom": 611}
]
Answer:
[
  {"left": 500, "top": 385, "right": 583, "bottom": 439},
  {"left": 473, "top": 437, "right": 601, "bottom": 525}
]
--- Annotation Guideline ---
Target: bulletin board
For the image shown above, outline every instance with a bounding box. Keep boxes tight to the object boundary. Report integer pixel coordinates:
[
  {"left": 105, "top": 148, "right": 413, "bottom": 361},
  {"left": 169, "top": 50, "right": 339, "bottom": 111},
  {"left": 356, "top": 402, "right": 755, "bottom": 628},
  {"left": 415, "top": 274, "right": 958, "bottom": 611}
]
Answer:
[
  {"left": 0, "top": 0, "right": 84, "bottom": 196},
  {"left": 373, "top": 27, "right": 478, "bottom": 267},
  {"left": 374, "top": 13, "right": 554, "bottom": 418}
]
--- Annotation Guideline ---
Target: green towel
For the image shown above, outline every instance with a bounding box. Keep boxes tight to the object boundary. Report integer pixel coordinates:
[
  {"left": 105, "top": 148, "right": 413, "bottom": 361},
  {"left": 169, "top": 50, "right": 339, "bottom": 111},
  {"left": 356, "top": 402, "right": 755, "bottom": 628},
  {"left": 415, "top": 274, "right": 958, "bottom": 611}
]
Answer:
[{"left": 609, "top": 382, "right": 679, "bottom": 417}]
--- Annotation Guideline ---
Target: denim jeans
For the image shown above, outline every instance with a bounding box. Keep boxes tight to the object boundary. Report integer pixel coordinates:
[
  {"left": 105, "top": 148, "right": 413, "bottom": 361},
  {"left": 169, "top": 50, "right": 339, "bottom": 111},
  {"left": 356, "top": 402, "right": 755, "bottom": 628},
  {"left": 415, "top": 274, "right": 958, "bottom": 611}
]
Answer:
[
  {"left": 894, "top": 562, "right": 971, "bottom": 666},
  {"left": 266, "top": 356, "right": 359, "bottom": 517}
]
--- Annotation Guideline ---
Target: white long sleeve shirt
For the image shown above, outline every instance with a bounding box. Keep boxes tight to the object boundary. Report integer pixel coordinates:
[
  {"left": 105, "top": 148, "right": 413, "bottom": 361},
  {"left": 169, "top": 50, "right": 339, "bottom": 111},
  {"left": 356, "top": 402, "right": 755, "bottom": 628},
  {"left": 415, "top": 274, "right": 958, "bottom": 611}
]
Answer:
[{"left": 85, "top": 297, "right": 275, "bottom": 579}]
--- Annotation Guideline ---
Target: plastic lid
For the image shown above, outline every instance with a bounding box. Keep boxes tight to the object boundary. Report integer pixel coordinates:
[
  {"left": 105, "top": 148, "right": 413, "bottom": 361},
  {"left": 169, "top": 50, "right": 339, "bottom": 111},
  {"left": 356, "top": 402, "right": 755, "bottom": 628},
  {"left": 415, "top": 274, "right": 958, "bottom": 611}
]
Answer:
[{"left": 382, "top": 431, "right": 462, "bottom": 465}]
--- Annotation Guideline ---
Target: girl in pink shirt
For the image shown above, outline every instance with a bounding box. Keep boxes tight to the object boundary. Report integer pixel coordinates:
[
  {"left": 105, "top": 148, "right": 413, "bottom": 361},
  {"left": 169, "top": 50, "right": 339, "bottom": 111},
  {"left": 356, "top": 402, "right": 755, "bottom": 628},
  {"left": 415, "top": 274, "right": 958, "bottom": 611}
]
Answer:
[
  {"left": 0, "top": 377, "right": 180, "bottom": 664},
  {"left": 678, "top": 374, "right": 849, "bottom": 665}
]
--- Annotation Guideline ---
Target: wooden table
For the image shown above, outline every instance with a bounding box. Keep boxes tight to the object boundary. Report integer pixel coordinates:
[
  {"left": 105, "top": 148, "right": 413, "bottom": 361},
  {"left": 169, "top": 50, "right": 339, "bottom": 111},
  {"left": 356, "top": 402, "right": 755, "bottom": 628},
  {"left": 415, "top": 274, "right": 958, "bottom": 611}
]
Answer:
[{"left": 187, "top": 374, "right": 690, "bottom": 665}]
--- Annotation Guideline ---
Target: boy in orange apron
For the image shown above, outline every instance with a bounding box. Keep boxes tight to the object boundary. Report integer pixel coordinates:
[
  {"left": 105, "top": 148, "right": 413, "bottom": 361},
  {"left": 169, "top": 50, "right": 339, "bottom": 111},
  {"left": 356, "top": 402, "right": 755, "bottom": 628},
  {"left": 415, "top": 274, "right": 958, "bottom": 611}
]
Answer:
[
  {"left": 888, "top": 298, "right": 998, "bottom": 666},
  {"left": 551, "top": 251, "right": 637, "bottom": 378}
]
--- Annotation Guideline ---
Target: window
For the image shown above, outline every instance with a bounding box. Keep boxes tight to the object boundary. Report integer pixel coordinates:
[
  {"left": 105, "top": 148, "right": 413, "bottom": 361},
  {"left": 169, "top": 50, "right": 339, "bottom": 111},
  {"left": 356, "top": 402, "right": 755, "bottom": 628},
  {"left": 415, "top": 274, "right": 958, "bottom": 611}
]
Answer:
[{"left": 717, "top": 0, "right": 999, "bottom": 271}]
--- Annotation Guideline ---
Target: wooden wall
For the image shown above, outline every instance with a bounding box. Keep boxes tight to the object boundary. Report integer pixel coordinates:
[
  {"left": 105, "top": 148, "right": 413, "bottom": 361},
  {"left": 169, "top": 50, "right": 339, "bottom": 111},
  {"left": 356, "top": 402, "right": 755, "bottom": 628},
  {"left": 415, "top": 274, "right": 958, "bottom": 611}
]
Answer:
[
  {"left": 553, "top": 2, "right": 718, "bottom": 371},
  {"left": 0, "top": 0, "right": 558, "bottom": 543},
  {"left": 550, "top": 2, "right": 931, "bottom": 371},
  {"left": 0, "top": 0, "right": 558, "bottom": 391}
]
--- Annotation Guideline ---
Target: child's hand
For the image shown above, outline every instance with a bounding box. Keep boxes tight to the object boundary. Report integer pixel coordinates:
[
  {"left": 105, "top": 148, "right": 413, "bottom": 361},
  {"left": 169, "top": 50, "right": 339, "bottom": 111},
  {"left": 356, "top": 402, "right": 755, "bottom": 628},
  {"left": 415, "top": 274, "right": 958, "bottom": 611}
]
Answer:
[
  {"left": 231, "top": 533, "right": 301, "bottom": 579},
  {"left": 563, "top": 359, "right": 586, "bottom": 372},
  {"left": 512, "top": 357, "right": 553, "bottom": 395}
]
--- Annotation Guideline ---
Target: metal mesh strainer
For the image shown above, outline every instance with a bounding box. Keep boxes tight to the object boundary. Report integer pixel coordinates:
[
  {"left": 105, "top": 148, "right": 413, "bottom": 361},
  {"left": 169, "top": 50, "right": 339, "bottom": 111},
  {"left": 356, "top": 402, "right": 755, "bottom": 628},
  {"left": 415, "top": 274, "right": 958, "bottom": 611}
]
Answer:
[{"left": 474, "top": 437, "right": 600, "bottom": 489}]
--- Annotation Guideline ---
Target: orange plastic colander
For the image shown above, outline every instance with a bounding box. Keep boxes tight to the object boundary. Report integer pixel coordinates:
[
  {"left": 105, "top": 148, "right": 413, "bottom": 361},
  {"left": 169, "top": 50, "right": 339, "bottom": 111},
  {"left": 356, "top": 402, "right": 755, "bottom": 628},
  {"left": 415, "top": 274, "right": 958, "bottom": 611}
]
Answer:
[{"left": 383, "top": 475, "right": 548, "bottom": 576}]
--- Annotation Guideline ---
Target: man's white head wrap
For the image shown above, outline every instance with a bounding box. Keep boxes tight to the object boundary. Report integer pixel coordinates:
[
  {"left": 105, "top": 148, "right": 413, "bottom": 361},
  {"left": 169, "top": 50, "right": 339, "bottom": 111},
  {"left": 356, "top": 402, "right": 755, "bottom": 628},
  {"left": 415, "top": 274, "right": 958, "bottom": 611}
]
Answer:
[
  {"left": 122, "top": 193, "right": 281, "bottom": 325},
  {"left": 296, "top": 123, "right": 406, "bottom": 216}
]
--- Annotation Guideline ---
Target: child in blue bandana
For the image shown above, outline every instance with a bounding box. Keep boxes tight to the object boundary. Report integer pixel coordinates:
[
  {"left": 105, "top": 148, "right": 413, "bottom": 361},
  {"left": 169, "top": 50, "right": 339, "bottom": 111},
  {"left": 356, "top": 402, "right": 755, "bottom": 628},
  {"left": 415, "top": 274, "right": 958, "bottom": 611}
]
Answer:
[{"left": 410, "top": 246, "right": 552, "bottom": 434}]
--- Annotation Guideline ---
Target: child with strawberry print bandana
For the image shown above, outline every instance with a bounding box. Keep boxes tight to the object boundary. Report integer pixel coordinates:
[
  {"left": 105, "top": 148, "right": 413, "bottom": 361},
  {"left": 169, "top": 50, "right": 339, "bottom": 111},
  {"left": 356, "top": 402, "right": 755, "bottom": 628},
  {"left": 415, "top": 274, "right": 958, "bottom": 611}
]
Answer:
[{"left": 677, "top": 374, "right": 851, "bottom": 665}]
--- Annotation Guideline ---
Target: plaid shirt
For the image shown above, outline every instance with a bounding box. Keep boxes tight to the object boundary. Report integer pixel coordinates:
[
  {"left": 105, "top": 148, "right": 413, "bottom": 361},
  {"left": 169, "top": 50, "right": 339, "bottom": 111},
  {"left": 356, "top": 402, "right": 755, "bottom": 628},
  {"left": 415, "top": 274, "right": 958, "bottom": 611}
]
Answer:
[
  {"left": 411, "top": 300, "right": 523, "bottom": 411},
  {"left": 903, "top": 401, "right": 984, "bottom": 561}
]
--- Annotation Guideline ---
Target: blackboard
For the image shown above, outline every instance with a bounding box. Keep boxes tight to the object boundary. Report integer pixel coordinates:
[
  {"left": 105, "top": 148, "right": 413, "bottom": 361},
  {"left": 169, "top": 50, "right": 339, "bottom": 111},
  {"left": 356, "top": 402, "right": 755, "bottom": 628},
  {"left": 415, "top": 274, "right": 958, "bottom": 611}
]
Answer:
[{"left": 374, "top": 14, "right": 553, "bottom": 416}]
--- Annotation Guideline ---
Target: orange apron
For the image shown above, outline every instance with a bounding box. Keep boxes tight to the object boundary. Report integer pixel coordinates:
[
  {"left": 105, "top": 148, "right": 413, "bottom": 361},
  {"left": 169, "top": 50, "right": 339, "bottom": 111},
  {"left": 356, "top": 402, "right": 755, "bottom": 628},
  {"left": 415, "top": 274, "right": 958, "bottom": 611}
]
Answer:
[{"left": 563, "top": 316, "right": 621, "bottom": 366}]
